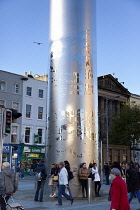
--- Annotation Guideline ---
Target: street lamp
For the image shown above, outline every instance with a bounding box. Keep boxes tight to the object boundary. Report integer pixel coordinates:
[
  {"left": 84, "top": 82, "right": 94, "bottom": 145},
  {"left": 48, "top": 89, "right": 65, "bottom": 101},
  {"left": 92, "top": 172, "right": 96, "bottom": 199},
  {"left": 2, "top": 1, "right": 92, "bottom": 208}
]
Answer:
[{"left": 106, "top": 95, "right": 120, "bottom": 163}]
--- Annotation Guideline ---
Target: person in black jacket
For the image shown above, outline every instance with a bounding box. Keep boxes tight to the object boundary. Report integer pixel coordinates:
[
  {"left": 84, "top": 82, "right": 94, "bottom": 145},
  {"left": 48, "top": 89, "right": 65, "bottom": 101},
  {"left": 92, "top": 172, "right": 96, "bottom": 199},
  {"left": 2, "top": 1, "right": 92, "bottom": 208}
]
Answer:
[
  {"left": 104, "top": 163, "right": 110, "bottom": 185},
  {"left": 126, "top": 162, "right": 140, "bottom": 204},
  {"left": 34, "top": 159, "right": 47, "bottom": 202},
  {"left": 49, "top": 163, "right": 59, "bottom": 197}
]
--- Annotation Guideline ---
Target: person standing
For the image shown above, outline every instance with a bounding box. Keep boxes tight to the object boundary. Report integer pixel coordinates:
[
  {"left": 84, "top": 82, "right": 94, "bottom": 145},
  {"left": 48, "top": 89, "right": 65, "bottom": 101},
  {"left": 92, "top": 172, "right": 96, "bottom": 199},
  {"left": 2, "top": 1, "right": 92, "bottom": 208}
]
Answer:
[
  {"left": 92, "top": 163, "right": 101, "bottom": 197},
  {"left": 0, "top": 162, "right": 17, "bottom": 210},
  {"left": 34, "top": 159, "right": 47, "bottom": 202},
  {"left": 79, "top": 163, "right": 90, "bottom": 198},
  {"left": 19, "top": 162, "right": 25, "bottom": 179},
  {"left": 104, "top": 163, "right": 110, "bottom": 185},
  {"left": 110, "top": 168, "right": 130, "bottom": 210},
  {"left": 126, "top": 162, "right": 140, "bottom": 206},
  {"left": 56, "top": 162, "right": 73, "bottom": 206}
]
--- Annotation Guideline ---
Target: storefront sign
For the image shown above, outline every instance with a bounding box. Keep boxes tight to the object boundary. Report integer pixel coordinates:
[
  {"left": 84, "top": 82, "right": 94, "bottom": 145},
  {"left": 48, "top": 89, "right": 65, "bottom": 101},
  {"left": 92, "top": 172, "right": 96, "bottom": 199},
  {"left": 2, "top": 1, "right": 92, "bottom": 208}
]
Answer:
[{"left": 23, "top": 146, "right": 45, "bottom": 154}]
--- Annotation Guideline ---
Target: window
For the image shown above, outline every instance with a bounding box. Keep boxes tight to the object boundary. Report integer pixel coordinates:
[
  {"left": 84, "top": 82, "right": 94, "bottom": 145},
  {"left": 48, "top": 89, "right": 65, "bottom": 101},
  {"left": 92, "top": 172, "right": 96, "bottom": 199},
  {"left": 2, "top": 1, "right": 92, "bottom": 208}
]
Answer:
[
  {"left": 25, "top": 127, "right": 30, "bottom": 143},
  {"left": 38, "top": 107, "right": 43, "bottom": 119},
  {"left": 38, "top": 129, "right": 42, "bottom": 144},
  {"left": 0, "top": 100, "right": 4, "bottom": 106},
  {"left": 14, "top": 84, "right": 19, "bottom": 94},
  {"left": 123, "top": 150, "right": 127, "bottom": 162},
  {"left": 12, "top": 102, "right": 19, "bottom": 111},
  {"left": 26, "top": 105, "right": 31, "bottom": 118},
  {"left": 11, "top": 126, "right": 17, "bottom": 143},
  {"left": 26, "top": 87, "right": 32, "bottom": 96},
  {"left": 39, "top": 89, "right": 44, "bottom": 98},
  {"left": 0, "top": 81, "right": 6, "bottom": 91}
]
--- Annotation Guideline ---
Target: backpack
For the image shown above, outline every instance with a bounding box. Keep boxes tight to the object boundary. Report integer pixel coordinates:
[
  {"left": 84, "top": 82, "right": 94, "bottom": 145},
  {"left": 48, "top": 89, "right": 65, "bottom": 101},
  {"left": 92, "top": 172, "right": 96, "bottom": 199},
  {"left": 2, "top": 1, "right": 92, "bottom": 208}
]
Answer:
[
  {"left": 68, "top": 171, "right": 74, "bottom": 180},
  {"left": 35, "top": 172, "right": 42, "bottom": 181}
]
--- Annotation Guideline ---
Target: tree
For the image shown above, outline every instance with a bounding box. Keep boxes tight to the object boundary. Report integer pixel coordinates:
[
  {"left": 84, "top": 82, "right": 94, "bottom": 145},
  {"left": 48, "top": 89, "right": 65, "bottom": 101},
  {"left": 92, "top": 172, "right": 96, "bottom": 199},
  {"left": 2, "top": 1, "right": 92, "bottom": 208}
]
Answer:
[{"left": 109, "top": 106, "right": 140, "bottom": 146}]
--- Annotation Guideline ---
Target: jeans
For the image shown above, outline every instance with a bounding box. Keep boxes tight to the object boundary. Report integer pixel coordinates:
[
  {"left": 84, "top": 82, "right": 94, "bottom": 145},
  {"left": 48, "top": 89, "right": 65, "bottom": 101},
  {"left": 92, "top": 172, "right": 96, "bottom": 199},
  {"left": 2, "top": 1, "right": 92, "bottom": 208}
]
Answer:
[
  {"left": 20, "top": 170, "right": 24, "bottom": 178},
  {"left": 0, "top": 195, "right": 10, "bottom": 210},
  {"left": 34, "top": 180, "right": 46, "bottom": 201},
  {"left": 80, "top": 179, "right": 88, "bottom": 196},
  {"left": 129, "top": 190, "right": 140, "bottom": 203},
  {"left": 58, "top": 185, "right": 73, "bottom": 205},
  {"left": 66, "top": 183, "right": 72, "bottom": 197},
  {"left": 105, "top": 174, "right": 109, "bottom": 185},
  {"left": 95, "top": 181, "right": 101, "bottom": 195}
]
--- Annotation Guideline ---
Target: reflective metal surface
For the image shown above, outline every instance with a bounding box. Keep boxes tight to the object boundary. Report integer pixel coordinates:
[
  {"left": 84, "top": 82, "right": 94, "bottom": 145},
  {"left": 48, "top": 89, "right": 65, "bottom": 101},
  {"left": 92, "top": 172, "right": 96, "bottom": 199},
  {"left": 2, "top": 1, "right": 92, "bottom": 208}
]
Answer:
[{"left": 46, "top": 0, "right": 98, "bottom": 196}]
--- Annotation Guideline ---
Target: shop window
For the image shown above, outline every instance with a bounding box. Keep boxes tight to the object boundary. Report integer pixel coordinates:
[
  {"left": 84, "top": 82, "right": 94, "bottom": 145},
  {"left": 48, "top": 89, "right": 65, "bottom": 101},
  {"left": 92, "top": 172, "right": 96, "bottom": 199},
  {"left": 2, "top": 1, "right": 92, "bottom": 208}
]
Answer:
[
  {"left": 25, "top": 127, "right": 30, "bottom": 143},
  {"left": 39, "top": 89, "right": 44, "bottom": 98},
  {"left": 38, "top": 107, "right": 43, "bottom": 119},
  {"left": 0, "top": 81, "right": 6, "bottom": 91},
  {"left": 26, "top": 104, "right": 31, "bottom": 118},
  {"left": 26, "top": 87, "right": 32, "bottom": 96},
  {"left": 11, "top": 126, "right": 18, "bottom": 143},
  {"left": 38, "top": 129, "right": 42, "bottom": 144},
  {"left": 14, "top": 83, "right": 19, "bottom": 94}
]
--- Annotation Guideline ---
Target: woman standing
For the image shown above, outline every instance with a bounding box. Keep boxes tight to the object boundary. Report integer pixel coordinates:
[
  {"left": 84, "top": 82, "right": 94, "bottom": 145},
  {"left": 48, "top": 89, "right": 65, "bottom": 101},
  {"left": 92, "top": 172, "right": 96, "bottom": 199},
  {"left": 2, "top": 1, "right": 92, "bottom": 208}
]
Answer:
[
  {"left": 92, "top": 163, "right": 101, "bottom": 197},
  {"left": 110, "top": 168, "right": 130, "bottom": 210},
  {"left": 79, "top": 163, "right": 90, "bottom": 198}
]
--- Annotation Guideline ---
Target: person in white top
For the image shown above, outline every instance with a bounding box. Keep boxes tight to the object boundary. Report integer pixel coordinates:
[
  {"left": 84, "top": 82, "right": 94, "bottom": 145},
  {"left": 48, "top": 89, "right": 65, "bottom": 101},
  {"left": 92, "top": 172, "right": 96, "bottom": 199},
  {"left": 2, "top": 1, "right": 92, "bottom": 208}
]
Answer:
[
  {"left": 92, "top": 163, "right": 101, "bottom": 197},
  {"left": 56, "top": 162, "right": 73, "bottom": 206}
]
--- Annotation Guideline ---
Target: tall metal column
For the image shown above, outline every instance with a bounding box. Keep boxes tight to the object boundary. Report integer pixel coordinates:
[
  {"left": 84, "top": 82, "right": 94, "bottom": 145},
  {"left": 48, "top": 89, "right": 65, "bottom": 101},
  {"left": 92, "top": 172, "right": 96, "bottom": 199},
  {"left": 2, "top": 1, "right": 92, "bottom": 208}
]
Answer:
[{"left": 46, "top": 0, "right": 98, "bottom": 196}]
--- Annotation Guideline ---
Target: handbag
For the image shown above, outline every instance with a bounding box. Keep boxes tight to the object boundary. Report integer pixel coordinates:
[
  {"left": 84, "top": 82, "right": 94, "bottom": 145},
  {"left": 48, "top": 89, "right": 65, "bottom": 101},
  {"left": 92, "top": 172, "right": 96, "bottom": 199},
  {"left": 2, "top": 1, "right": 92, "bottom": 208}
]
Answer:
[
  {"left": 4, "top": 196, "right": 24, "bottom": 210},
  {"left": 48, "top": 177, "right": 53, "bottom": 186},
  {"left": 53, "top": 175, "right": 58, "bottom": 181}
]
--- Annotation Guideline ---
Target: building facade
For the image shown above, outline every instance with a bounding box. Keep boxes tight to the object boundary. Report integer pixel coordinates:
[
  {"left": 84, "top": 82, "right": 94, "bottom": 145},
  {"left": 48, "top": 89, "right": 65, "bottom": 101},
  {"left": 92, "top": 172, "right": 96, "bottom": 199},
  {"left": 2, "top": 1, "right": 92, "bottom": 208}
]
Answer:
[
  {"left": 21, "top": 74, "right": 47, "bottom": 172},
  {"left": 0, "top": 70, "right": 47, "bottom": 171},
  {"left": 0, "top": 70, "right": 23, "bottom": 167},
  {"left": 98, "top": 74, "right": 131, "bottom": 165}
]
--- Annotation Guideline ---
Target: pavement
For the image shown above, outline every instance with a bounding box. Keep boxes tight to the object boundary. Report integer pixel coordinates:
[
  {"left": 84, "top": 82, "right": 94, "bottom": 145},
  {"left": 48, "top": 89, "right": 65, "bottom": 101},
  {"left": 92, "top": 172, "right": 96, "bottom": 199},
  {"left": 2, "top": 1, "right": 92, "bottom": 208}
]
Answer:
[{"left": 9, "top": 175, "right": 140, "bottom": 210}]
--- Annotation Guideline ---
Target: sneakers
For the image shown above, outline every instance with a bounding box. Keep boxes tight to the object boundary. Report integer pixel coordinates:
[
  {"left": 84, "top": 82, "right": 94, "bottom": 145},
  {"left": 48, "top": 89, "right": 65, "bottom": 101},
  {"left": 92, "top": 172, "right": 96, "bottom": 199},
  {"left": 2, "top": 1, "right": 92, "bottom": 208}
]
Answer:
[
  {"left": 56, "top": 203, "right": 62, "bottom": 206},
  {"left": 49, "top": 194, "right": 54, "bottom": 197}
]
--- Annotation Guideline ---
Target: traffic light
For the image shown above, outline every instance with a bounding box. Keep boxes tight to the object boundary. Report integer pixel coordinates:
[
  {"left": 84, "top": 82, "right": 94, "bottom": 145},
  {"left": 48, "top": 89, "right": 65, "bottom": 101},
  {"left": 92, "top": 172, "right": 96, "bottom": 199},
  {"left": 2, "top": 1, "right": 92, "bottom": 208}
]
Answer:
[
  {"left": 3, "top": 109, "right": 12, "bottom": 135},
  {"left": 12, "top": 109, "right": 22, "bottom": 119}
]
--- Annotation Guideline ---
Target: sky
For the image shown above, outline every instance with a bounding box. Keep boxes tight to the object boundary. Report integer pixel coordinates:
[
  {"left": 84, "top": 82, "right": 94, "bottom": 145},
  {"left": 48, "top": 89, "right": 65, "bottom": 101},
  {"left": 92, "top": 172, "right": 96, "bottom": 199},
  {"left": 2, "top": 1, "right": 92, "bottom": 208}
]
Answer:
[{"left": 0, "top": 0, "right": 140, "bottom": 95}]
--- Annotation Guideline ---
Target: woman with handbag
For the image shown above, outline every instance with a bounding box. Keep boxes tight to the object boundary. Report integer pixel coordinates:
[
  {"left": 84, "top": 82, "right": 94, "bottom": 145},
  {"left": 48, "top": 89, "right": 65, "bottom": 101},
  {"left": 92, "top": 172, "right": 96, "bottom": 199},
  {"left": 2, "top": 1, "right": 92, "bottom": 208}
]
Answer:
[
  {"left": 79, "top": 163, "right": 90, "bottom": 198},
  {"left": 49, "top": 163, "right": 59, "bottom": 198}
]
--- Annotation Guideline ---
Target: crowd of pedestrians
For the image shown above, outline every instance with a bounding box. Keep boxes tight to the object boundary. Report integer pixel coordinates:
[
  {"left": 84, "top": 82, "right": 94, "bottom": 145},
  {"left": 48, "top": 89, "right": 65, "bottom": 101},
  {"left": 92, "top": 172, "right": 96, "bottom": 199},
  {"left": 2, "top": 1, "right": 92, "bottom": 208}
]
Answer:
[{"left": 1, "top": 159, "right": 140, "bottom": 209}]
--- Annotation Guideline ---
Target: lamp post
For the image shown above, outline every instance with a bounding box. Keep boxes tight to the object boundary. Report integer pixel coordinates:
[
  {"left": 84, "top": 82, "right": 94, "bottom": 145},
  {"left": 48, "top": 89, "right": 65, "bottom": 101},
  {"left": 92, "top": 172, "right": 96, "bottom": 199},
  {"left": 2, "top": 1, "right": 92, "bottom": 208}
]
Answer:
[{"left": 106, "top": 95, "right": 120, "bottom": 163}]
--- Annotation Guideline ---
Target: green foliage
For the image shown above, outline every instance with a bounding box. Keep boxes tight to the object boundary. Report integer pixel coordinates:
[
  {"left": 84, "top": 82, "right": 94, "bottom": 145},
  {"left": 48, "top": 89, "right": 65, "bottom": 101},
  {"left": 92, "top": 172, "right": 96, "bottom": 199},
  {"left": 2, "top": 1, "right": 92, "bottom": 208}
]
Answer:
[{"left": 109, "top": 106, "right": 140, "bottom": 146}]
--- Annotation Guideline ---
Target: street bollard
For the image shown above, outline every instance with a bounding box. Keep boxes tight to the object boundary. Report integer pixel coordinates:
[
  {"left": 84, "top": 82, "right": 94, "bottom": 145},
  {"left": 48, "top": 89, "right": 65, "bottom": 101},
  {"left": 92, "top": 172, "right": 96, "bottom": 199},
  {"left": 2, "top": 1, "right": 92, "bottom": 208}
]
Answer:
[
  {"left": 16, "top": 172, "right": 19, "bottom": 190},
  {"left": 88, "top": 178, "right": 93, "bottom": 204}
]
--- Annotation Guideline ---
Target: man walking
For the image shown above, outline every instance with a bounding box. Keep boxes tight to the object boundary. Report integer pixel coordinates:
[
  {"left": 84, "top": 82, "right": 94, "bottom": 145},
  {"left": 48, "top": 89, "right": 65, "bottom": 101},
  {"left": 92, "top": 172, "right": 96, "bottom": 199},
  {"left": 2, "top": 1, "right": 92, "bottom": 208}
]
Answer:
[
  {"left": 126, "top": 162, "right": 140, "bottom": 208},
  {"left": 56, "top": 162, "right": 73, "bottom": 206},
  {"left": 0, "top": 162, "right": 17, "bottom": 210},
  {"left": 34, "top": 159, "right": 47, "bottom": 202}
]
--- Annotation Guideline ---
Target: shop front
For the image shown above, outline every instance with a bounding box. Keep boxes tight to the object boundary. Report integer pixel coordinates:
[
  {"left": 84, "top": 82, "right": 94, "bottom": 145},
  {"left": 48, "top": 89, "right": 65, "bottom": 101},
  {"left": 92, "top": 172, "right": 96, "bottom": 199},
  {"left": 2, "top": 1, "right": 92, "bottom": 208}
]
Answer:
[
  {"left": 2, "top": 144, "right": 11, "bottom": 163},
  {"left": 21, "top": 144, "right": 45, "bottom": 174}
]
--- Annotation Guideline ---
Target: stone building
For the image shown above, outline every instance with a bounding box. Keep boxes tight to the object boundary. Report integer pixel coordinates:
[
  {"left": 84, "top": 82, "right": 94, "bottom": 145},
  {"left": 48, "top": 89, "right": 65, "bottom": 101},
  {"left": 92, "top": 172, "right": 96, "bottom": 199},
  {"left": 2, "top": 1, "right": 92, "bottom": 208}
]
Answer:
[{"left": 98, "top": 74, "right": 131, "bottom": 164}]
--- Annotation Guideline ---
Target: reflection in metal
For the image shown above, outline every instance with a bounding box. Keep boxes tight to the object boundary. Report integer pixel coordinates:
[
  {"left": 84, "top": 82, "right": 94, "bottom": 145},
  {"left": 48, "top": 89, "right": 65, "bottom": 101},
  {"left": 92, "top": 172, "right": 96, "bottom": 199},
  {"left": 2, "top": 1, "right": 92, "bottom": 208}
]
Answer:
[{"left": 46, "top": 0, "right": 98, "bottom": 196}]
